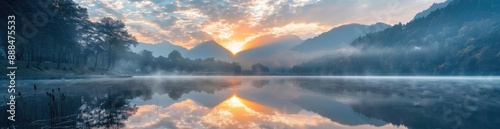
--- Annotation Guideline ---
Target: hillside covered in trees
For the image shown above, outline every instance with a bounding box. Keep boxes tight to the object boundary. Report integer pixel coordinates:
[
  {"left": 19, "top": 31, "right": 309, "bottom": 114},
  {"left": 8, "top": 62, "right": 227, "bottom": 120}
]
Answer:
[
  {"left": 0, "top": 0, "right": 242, "bottom": 76},
  {"left": 292, "top": 0, "right": 500, "bottom": 75}
]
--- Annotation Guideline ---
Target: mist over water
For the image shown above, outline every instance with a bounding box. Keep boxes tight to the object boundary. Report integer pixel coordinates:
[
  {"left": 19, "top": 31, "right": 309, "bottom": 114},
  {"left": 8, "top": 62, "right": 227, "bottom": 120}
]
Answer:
[{"left": 1, "top": 76, "right": 499, "bottom": 129}]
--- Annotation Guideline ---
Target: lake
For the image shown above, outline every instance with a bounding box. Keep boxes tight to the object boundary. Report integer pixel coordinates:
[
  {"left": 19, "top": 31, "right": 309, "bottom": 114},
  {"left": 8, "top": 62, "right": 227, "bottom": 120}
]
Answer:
[{"left": 1, "top": 76, "right": 499, "bottom": 129}]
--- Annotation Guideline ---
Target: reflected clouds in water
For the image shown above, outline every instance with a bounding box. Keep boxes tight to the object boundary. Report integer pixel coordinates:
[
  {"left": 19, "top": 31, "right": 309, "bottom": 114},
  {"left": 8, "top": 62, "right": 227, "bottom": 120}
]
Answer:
[{"left": 125, "top": 95, "right": 406, "bottom": 129}]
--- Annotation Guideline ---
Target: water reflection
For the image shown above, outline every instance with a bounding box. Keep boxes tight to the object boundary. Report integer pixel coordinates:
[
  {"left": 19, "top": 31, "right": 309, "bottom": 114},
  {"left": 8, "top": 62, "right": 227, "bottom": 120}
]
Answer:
[
  {"left": 1, "top": 76, "right": 499, "bottom": 129},
  {"left": 125, "top": 95, "right": 404, "bottom": 129}
]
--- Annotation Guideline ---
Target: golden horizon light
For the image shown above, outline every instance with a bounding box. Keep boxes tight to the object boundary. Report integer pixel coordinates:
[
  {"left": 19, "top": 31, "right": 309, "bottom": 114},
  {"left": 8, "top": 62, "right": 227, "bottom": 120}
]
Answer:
[{"left": 124, "top": 95, "right": 408, "bottom": 129}]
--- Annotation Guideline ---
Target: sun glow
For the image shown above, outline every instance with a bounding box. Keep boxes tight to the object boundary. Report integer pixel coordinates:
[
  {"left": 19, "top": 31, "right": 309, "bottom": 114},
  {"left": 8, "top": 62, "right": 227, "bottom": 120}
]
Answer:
[
  {"left": 223, "top": 35, "right": 262, "bottom": 54},
  {"left": 125, "top": 95, "right": 408, "bottom": 129},
  {"left": 225, "top": 41, "right": 245, "bottom": 54}
]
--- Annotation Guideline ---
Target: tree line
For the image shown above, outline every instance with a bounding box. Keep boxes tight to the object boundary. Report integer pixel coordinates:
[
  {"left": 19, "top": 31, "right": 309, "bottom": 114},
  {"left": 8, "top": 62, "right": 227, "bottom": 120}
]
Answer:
[
  {"left": 137, "top": 50, "right": 242, "bottom": 74},
  {"left": 0, "top": 0, "right": 136, "bottom": 69}
]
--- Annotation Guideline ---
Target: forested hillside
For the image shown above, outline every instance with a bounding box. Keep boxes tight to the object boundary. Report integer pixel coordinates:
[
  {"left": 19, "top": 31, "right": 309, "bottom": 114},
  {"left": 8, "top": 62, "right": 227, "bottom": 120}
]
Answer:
[{"left": 292, "top": 0, "right": 500, "bottom": 75}]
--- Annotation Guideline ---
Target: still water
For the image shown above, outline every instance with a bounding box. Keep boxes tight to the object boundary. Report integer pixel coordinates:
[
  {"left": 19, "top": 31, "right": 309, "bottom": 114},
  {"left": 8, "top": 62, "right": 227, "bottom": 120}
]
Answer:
[{"left": 1, "top": 76, "right": 499, "bottom": 129}]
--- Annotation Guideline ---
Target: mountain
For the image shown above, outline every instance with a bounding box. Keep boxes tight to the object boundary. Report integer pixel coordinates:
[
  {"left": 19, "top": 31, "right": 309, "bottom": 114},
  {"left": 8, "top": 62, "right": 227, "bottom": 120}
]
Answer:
[
  {"left": 413, "top": 0, "right": 453, "bottom": 19},
  {"left": 239, "top": 35, "right": 274, "bottom": 51},
  {"left": 130, "top": 41, "right": 188, "bottom": 57},
  {"left": 235, "top": 35, "right": 303, "bottom": 69},
  {"left": 185, "top": 40, "right": 233, "bottom": 60},
  {"left": 293, "top": 0, "right": 500, "bottom": 75},
  {"left": 291, "top": 23, "right": 390, "bottom": 53},
  {"left": 237, "top": 35, "right": 303, "bottom": 57}
]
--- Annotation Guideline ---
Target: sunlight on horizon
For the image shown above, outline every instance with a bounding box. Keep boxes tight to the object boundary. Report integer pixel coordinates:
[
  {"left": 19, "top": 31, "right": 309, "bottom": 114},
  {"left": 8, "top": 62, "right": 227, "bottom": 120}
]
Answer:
[
  {"left": 226, "top": 41, "right": 245, "bottom": 54},
  {"left": 124, "top": 95, "right": 407, "bottom": 129}
]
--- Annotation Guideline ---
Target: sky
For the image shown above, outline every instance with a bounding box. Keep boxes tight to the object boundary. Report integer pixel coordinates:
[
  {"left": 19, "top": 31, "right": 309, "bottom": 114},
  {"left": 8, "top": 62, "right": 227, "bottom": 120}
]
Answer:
[{"left": 74, "top": 0, "right": 445, "bottom": 53}]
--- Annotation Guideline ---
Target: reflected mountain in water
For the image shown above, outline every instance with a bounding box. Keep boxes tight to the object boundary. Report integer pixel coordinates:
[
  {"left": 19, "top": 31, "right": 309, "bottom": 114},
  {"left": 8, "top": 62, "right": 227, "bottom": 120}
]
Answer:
[
  {"left": 1, "top": 76, "right": 499, "bottom": 129},
  {"left": 125, "top": 95, "right": 404, "bottom": 129}
]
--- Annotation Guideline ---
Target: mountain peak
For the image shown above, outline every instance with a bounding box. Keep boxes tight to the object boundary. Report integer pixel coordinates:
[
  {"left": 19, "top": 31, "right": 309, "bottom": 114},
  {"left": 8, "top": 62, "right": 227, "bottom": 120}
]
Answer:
[
  {"left": 413, "top": 0, "right": 453, "bottom": 19},
  {"left": 130, "top": 42, "right": 188, "bottom": 57},
  {"left": 185, "top": 40, "right": 233, "bottom": 60},
  {"left": 158, "top": 40, "right": 172, "bottom": 45}
]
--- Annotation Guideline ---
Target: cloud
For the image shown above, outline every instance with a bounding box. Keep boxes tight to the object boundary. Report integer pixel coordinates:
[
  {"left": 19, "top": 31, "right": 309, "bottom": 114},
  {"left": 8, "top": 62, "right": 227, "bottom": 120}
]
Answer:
[{"left": 74, "top": 0, "right": 445, "bottom": 51}]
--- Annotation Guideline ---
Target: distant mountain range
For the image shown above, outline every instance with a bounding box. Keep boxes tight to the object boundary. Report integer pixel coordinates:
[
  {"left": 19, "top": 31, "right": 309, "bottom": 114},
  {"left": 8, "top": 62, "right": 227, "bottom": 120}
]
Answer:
[
  {"left": 184, "top": 40, "right": 234, "bottom": 60},
  {"left": 130, "top": 40, "right": 234, "bottom": 61},
  {"left": 130, "top": 41, "right": 187, "bottom": 57},
  {"left": 291, "top": 23, "right": 390, "bottom": 53},
  {"left": 131, "top": 22, "right": 393, "bottom": 69}
]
